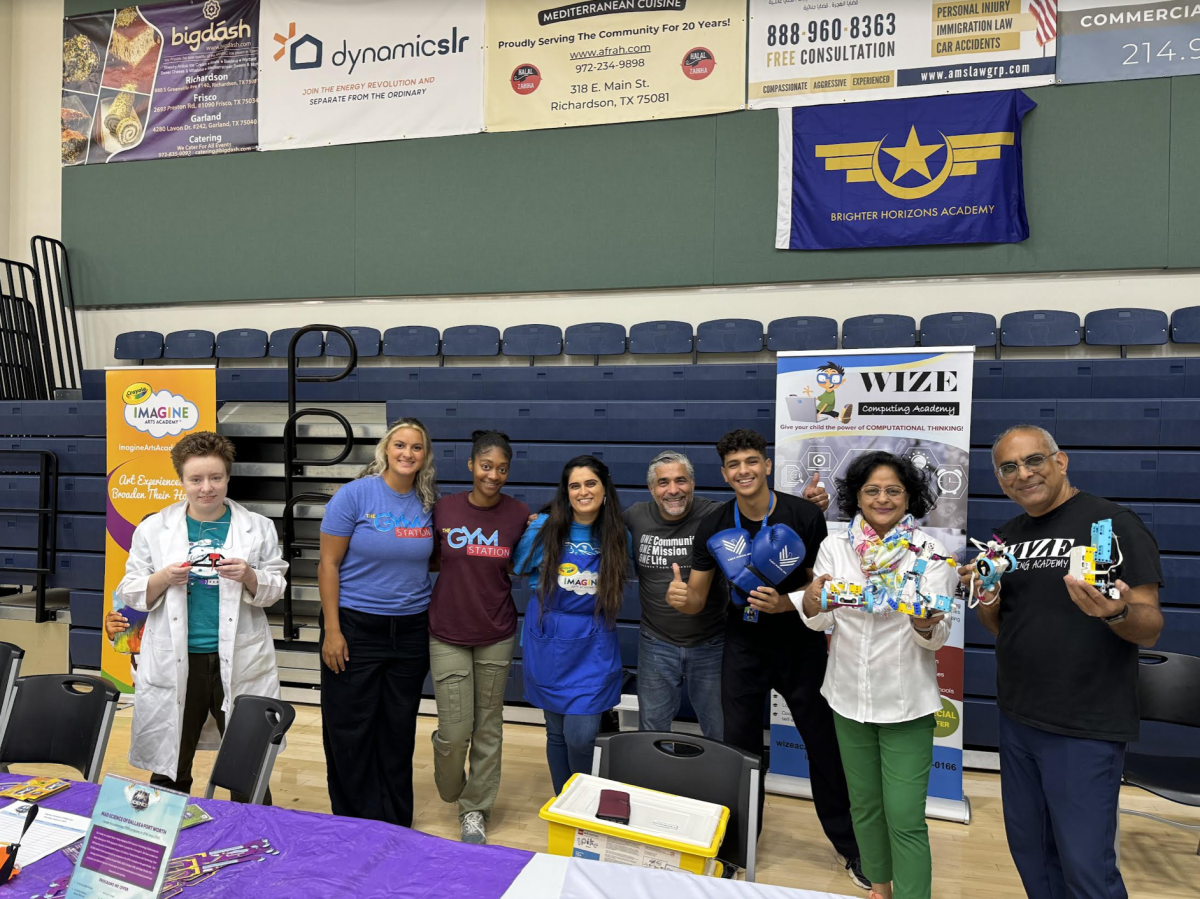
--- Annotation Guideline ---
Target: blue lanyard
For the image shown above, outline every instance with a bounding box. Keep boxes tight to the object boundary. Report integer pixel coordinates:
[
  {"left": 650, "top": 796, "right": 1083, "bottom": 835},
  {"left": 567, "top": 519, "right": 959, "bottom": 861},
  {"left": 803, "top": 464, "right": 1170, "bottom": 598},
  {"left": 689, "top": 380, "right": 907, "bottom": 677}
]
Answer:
[{"left": 733, "top": 493, "right": 776, "bottom": 531}]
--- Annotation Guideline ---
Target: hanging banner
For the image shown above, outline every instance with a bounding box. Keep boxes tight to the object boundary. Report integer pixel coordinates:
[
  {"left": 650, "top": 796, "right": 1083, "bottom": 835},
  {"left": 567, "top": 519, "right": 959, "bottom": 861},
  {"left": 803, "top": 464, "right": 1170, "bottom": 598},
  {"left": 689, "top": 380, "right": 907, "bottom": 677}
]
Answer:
[
  {"left": 258, "top": 0, "right": 485, "bottom": 150},
  {"left": 1059, "top": 1, "right": 1200, "bottom": 83},
  {"left": 485, "top": 0, "right": 747, "bottom": 133},
  {"left": 102, "top": 367, "right": 216, "bottom": 694},
  {"left": 768, "top": 348, "right": 974, "bottom": 824},
  {"left": 777, "top": 91, "right": 1036, "bottom": 251},
  {"left": 748, "top": 0, "right": 1057, "bottom": 108},
  {"left": 61, "top": 0, "right": 259, "bottom": 166}
]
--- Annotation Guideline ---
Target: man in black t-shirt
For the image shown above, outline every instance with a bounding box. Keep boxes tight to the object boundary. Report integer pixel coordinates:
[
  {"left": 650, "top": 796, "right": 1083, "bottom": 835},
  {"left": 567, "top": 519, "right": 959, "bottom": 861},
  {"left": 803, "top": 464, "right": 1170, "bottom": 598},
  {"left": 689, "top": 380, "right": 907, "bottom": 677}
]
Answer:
[
  {"left": 964, "top": 424, "right": 1163, "bottom": 899},
  {"left": 668, "top": 430, "right": 867, "bottom": 892}
]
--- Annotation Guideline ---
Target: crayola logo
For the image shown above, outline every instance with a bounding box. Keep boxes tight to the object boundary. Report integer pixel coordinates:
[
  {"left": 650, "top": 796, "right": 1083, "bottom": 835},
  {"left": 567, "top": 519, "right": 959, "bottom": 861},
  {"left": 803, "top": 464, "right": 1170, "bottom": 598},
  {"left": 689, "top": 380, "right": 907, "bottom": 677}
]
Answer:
[{"left": 123, "top": 382, "right": 152, "bottom": 404}]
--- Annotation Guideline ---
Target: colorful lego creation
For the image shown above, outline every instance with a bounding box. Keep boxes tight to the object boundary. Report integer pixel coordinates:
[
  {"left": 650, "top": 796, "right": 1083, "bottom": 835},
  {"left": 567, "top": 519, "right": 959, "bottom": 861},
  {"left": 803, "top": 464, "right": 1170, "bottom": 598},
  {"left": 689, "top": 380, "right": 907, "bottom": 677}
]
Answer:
[{"left": 1068, "top": 518, "right": 1124, "bottom": 600}]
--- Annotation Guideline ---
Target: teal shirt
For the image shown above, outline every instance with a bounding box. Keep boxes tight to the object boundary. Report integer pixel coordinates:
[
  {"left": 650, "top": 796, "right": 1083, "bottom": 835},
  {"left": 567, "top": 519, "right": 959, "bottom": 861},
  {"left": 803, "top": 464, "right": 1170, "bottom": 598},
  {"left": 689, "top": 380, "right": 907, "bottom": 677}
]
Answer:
[{"left": 186, "top": 506, "right": 231, "bottom": 653}]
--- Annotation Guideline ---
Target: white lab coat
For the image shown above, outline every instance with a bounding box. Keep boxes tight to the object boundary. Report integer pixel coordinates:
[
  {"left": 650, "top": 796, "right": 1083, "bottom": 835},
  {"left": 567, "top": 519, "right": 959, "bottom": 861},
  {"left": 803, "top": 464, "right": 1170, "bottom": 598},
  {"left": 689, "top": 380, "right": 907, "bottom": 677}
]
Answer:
[{"left": 115, "top": 498, "right": 287, "bottom": 781}]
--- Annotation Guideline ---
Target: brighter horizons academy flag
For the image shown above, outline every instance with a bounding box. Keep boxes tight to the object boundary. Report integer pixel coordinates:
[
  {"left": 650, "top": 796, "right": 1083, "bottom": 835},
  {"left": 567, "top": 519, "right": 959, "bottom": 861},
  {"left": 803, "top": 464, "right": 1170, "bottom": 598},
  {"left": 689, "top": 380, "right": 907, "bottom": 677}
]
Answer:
[{"left": 777, "top": 91, "right": 1036, "bottom": 251}]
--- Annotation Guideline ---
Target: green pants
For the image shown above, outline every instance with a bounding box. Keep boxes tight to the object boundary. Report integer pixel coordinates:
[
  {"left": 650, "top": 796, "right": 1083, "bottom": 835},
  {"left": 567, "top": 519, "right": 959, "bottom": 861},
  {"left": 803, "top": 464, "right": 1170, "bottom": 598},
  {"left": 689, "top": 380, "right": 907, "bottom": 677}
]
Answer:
[
  {"left": 429, "top": 635, "right": 514, "bottom": 821},
  {"left": 833, "top": 712, "right": 936, "bottom": 899}
]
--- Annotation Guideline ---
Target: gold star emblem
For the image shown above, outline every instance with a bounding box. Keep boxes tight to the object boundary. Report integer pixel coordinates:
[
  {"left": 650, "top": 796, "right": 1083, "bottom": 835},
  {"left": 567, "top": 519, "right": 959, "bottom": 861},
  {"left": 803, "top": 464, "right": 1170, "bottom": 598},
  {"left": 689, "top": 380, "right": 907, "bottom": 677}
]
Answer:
[{"left": 882, "top": 126, "right": 942, "bottom": 181}]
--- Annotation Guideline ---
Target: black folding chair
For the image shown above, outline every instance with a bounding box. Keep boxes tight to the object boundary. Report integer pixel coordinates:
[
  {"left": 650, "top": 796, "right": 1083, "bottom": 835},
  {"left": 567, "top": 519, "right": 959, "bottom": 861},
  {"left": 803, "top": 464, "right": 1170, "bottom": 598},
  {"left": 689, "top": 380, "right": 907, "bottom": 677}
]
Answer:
[
  {"left": 0, "top": 674, "right": 118, "bottom": 782},
  {"left": 0, "top": 642, "right": 24, "bottom": 770},
  {"left": 205, "top": 695, "right": 295, "bottom": 805},
  {"left": 592, "top": 731, "right": 762, "bottom": 880}
]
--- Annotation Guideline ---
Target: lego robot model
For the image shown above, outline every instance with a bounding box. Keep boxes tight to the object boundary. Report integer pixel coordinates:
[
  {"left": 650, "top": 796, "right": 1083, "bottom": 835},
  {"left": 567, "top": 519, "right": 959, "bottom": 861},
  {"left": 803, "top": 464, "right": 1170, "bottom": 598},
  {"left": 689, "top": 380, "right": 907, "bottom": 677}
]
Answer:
[
  {"left": 819, "top": 542, "right": 956, "bottom": 620},
  {"left": 1069, "top": 518, "right": 1124, "bottom": 600},
  {"left": 967, "top": 536, "right": 1017, "bottom": 608}
]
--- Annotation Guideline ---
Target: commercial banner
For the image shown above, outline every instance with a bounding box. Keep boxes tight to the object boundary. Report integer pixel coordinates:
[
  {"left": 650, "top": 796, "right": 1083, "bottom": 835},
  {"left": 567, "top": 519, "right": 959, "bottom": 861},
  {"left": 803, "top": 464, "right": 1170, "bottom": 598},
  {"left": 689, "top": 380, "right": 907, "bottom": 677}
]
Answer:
[
  {"left": 485, "top": 0, "right": 746, "bottom": 133},
  {"left": 1059, "top": 1, "right": 1200, "bottom": 82},
  {"left": 748, "top": 0, "right": 1057, "bottom": 108},
  {"left": 777, "top": 91, "right": 1036, "bottom": 250},
  {"left": 768, "top": 349, "right": 974, "bottom": 824},
  {"left": 258, "top": 0, "right": 485, "bottom": 150},
  {"left": 102, "top": 367, "right": 216, "bottom": 694},
  {"left": 62, "top": 0, "right": 259, "bottom": 165}
]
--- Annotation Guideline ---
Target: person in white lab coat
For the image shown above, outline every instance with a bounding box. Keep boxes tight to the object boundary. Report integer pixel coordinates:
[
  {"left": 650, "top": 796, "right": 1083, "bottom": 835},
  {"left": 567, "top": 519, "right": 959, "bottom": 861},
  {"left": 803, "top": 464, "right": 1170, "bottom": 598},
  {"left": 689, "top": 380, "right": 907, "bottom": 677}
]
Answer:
[
  {"left": 794, "top": 451, "right": 957, "bottom": 899},
  {"left": 116, "top": 431, "right": 287, "bottom": 802}
]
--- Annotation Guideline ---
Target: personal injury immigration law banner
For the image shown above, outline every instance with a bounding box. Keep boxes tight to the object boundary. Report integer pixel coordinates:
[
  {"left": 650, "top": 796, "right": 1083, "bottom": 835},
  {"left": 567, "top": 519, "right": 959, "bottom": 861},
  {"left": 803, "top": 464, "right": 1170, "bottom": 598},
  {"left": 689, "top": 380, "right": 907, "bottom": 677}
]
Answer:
[
  {"left": 747, "top": 0, "right": 1057, "bottom": 109},
  {"left": 102, "top": 368, "right": 216, "bottom": 693},
  {"left": 258, "top": 0, "right": 485, "bottom": 150},
  {"left": 485, "top": 0, "right": 746, "bottom": 132},
  {"left": 770, "top": 349, "right": 974, "bottom": 824}
]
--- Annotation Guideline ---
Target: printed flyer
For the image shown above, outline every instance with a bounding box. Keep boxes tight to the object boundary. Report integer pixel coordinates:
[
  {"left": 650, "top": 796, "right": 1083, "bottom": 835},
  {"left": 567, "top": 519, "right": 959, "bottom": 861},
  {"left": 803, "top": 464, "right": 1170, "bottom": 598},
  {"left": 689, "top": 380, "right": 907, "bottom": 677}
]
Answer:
[
  {"left": 768, "top": 349, "right": 974, "bottom": 824},
  {"left": 61, "top": 0, "right": 259, "bottom": 165},
  {"left": 748, "top": 0, "right": 1056, "bottom": 108},
  {"left": 485, "top": 0, "right": 746, "bottom": 132},
  {"left": 1058, "top": 0, "right": 1200, "bottom": 83}
]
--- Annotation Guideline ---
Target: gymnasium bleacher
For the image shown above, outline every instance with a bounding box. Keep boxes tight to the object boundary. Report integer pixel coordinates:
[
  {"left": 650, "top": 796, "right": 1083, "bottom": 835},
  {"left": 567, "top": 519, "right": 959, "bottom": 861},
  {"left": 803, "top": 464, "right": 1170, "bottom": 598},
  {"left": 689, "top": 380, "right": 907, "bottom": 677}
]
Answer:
[{"left": 5, "top": 307, "right": 1199, "bottom": 759}]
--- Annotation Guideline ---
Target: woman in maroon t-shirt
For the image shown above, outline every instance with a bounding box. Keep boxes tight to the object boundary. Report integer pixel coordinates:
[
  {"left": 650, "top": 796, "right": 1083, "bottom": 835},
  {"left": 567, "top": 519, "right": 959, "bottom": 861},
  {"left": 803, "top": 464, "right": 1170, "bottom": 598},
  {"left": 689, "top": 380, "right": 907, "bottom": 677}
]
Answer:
[{"left": 428, "top": 430, "right": 531, "bottom": 845}]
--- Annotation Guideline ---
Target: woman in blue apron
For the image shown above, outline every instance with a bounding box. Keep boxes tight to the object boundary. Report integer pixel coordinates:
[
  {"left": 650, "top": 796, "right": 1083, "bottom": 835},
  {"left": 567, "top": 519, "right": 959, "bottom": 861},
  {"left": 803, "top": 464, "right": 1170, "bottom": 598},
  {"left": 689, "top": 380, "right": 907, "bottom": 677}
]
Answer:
[{"left": 514, "top": 455, "right": 632, "bottom": 793}]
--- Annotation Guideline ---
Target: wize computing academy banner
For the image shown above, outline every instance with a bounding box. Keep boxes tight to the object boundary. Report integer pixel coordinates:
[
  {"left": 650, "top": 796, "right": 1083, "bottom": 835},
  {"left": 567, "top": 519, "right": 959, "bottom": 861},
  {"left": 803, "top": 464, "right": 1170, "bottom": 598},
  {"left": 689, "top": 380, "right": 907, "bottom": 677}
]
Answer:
[
  {"left": 769, "top": 349, "right": 974, "bottom": 824},
  {"left": 1059, "top": 1, "right": 1200, "bottom": 83},
  {"left": 748, "top": 0, "right": 1057, "bottom": 108},
  {"left": 485, "top": 0, "right": 746, "bottom": 133},
  {"left": 258, "top": 0, "right": 484, "bottom": 150},
  {"left": 777, "top": 91, "right": 1035, "bottom": 250},
  {"left": 62, "top": 0, "right": 258, "bottom": 165},
  {"left": 102, "top": 368, "right": 216, "bottom": 694}
]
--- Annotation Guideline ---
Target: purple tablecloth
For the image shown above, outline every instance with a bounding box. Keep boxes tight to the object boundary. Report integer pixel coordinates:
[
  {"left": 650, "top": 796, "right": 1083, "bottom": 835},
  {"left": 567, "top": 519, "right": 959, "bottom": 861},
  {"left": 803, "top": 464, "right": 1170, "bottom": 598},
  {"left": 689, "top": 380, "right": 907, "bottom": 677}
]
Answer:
[{"left": 0, "top": 775, "right": 534, "bottom": 898}]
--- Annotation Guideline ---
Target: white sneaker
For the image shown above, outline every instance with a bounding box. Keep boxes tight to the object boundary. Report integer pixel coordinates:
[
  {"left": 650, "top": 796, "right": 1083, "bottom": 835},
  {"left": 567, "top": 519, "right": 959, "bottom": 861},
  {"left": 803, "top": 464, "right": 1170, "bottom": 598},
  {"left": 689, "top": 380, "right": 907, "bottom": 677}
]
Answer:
[{"left": 460, "top": 811, "right": 487, "bottom": 845}]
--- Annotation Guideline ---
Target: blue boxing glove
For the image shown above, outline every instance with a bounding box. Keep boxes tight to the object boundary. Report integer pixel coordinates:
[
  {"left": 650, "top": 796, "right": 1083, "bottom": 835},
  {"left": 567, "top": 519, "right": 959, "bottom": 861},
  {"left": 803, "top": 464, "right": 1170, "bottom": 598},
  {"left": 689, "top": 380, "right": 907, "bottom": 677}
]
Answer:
[
  {"left": 749, "top": 524, "right": 807, "bottom": 588},
  {"left": 706, "top": 528, "right": 766, "bottom": 605}
]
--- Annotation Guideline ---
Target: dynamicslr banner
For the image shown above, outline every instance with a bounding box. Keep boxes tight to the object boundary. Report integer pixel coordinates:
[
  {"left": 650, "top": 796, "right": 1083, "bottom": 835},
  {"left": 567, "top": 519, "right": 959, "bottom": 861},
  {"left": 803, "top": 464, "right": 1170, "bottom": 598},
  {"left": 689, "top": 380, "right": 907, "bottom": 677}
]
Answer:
[
  {"left": 102, "top": 367, "right": 216, "bottom": 694},
  {"left": 258, "top": 0, "right": 485, "bottom": 150},
  {"left": 777, "top": 91, "right": 1036, "bottom": 251},
  {"left": 62, "top": 0, "right": 259, "bottom": 165},
  {"left": 1059, "top": 0, "right": 1200, "bottom": 83},
  {"left": 748, "top": 0, "right": 1057, "bottom": 109},
  {"left": 485, "top": 0, "right": 746, "bottom": 133},
  {"left": 769, "top": 348, "right": 975, "bottom": 825}
]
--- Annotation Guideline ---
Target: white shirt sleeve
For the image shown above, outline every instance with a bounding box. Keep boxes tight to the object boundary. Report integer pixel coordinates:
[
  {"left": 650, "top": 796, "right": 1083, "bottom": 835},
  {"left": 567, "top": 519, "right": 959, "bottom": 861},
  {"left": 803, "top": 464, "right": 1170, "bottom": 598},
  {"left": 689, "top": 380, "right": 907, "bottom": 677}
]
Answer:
[{"left": 794, "top": 538, "right": 837, "bottom": 632}]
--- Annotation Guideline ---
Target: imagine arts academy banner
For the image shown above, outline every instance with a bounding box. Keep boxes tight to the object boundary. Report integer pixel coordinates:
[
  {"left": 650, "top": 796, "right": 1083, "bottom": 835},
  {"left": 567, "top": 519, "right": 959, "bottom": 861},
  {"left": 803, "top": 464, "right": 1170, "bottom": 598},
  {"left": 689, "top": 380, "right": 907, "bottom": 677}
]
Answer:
[
  {"left": 258, "top": 0, "right": 485, "bottom": 150},
  {"left": 769, "top": 349, "right": 974, "bottom": 823},
  {"left": 485, "top": 0, "right": 746, "bottom": 132},
  {"left": 62, "top": 0, "right": 259, "bottom": 165},
  {"left": 1059, "top": 0, "right": 1200, "bottom": 83},
  {"left": 748, "top": 0, "right": 1057, "bottom": 109},
  {"left": 103, "top": 368, "right": 216, "bottom": 693}
]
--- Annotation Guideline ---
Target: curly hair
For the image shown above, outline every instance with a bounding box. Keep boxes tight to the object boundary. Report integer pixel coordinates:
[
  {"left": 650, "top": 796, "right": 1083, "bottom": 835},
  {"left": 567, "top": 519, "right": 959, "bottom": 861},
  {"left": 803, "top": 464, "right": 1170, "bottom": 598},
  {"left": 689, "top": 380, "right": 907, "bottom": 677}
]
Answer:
[
  {"left": 715, "top": 429, "right": 768, "bottom": 463},
  {"left": 170, "top": 431, "right": 235, "bottom": 478},
  {"left": 834, "top": 451, "right": 936, "bottom": 521}
]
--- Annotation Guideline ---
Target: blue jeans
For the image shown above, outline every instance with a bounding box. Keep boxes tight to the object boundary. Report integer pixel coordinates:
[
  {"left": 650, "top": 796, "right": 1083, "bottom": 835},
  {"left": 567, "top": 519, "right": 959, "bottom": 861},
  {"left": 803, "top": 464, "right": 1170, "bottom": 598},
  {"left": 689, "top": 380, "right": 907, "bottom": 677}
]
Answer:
[
  {"left": 636, "top": 631, "right": 724, "bottom": 740},
  {"left": 999, "top": 711, "right": 1127, "bottom": 899},
  {"left": 544, "top": 710, "right": 603, "bottom": 794}
]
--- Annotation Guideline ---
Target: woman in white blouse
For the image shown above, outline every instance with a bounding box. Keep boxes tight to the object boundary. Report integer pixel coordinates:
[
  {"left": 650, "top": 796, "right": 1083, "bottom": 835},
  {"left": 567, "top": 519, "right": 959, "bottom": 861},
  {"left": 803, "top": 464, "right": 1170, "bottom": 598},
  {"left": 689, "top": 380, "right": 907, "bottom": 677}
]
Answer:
[{"left": 794, "top": 451, "right": 956, "bottom": 899}]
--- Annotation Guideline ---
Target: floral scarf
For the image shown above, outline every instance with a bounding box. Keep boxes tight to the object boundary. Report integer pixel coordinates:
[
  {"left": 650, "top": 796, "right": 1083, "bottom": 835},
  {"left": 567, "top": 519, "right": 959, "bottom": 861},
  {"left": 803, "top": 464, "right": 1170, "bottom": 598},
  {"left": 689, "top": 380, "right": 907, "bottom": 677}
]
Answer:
[{"left": 849, "top": 513, "right": 915, "bottom": 601}]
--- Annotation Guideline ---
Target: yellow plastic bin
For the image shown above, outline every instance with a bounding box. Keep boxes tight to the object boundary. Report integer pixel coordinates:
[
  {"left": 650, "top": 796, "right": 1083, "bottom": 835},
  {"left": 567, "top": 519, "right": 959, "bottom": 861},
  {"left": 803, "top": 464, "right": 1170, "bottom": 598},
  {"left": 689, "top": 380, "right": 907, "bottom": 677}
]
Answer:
[{"left": 538, "top": 773, "right": 729, "bottom": 876}]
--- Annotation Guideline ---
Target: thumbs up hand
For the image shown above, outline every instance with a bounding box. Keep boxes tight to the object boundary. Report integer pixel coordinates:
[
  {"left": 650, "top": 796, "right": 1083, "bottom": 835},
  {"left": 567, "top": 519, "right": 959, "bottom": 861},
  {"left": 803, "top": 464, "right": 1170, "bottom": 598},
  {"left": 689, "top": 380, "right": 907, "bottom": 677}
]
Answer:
[
  {"left": 802, "top": 472, "right": 830, "bottom": 512},
  {"left": 666, "top": 563, "right": 690, "bottom": 611}
]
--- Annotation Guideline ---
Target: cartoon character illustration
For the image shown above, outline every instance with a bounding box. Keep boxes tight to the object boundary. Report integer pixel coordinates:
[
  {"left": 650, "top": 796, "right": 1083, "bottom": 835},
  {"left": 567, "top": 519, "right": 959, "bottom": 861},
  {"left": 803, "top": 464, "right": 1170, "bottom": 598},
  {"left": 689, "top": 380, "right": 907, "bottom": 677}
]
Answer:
[{"left": 815, "top": 360, "right": 853, "bottom": 424}]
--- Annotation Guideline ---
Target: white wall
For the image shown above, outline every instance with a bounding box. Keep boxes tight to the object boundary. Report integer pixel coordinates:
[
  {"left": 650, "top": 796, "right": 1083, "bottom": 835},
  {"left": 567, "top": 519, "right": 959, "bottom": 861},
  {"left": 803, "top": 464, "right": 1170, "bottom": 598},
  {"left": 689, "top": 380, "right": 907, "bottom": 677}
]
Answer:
[{"left": 0, "top": 0, "right": 13, "bottom": 260}]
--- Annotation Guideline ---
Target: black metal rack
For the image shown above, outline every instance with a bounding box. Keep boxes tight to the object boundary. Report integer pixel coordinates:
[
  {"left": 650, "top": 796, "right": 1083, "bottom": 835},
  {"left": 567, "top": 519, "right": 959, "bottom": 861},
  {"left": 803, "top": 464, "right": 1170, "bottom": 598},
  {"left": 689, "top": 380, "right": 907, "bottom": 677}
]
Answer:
[
  {"left": 0, "top": 258, "right": 52, "bottom": 401},
  {"left": 0, "top": 449, "right": 58, "bottom": 623},
  {"left": 279, "top": 325, "right": 358, "bottom": 643},
  {"left": 30, "top": 237, "right": 83, "bottom": 397}
]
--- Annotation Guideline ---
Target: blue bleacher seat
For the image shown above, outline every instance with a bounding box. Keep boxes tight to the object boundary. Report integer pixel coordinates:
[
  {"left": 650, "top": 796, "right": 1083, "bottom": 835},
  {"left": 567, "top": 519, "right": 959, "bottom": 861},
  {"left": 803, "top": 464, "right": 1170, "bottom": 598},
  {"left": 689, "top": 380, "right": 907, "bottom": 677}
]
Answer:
[
  {"left": 1153, "top": 507, "right": 1200, "bottom": 553},
  {"left": 964, "top": 699, "right": 999, "bottom": 748},
  {"left": 325, "top": 327, "right": 381, "bottom": 357},
  {"left": 442, "top": 325, "right": 500, "bottom": 357},
  {"left": 1159, "top": 451, "right": 1200, "bottom": 501},
  {"left": 841, "top": 314, "right": 917, "bottom": 349},
  {"left": 766, "top": 317, "right": 838, "bottom": 352},
  {"left": 971, "top": 400, "right": 1056, "bottom": 446},
  {"left": 919, "top": 312, "right": 997, "bottom": 348},
  {"left": 964, "top": 648, "right": 997, "bottom": 696},
  {"left": 629, "top": 321, "right": 693, "bottom": 355},
  {"left": 974, "top": 361, "right": 1003, "bottom": 399},
  {"left": 564, "top": 322, "right": 626, "bottom": 356},
  {"left": 1000, "top": 311, "right": 1080, "bottom": 347},
  {"left": 1092, "top": 359, "right": 1185, "bottom": 399},
  {"left": 163, "top": 330, "right": 215, "bottom": 359},
  {"left": 69, "top": 590, "right": 104, "bottom": 628},
  {"left": 695, "top": 319, "right": 764, "bottom": 354},
  {"left": 1000, "top": 360, "right": 1092, "bottom": 399},
  {"left": 1162, "top": 399, "right": 1200, "bottom": 447},
  {"left": 502, "top": 325, "right": 563, "bottom": 358},
  {"left": 0, "top": 550, "right": 104, "bottom": 589},
  {"left": 7, "top": 401, "right": 106, "bottom": 437},
  {"left": 1056, "top": 399, "right": 1160, "bottom": 447},
  {"left": 383, "top": 326, "right": 440, "bottom": 357},
  {"left": 81, "top": 369, "right": 104, "bottom": 400},
  {"left": 1170, "top": 306, "right": 1200, "bottom": 343},
  {"left": 1160, "top": 554, "right": 1200, "bottom": 604},
  {"left": 113, "top": 331, "right": 163, "bottom": 361},
  {"left": 269, "top": 327, "right": 323, "bottom": 358},
  {"left": 1084, "top": 308, "right": 1167, "bottom": 349},
  {"left": 69, "top": 628, "right": 101, "bottom": 668},
  {"left": 214, "top": 329, "right": 268, "bottom": 359},
  {"left": 2, "top": 438, "right": 104, "bottom": 473}
]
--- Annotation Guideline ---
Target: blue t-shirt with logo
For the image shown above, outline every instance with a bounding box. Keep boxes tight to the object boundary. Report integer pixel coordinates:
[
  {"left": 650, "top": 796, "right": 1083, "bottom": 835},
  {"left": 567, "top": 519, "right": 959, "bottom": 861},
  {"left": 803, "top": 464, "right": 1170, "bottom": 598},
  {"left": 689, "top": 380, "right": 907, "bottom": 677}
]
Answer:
[
  {"left": 186, "top": 506, "right": 231, "bottom": 653},
  {"left": 321, "top": 476, "right": 434, "bottom": 616}
]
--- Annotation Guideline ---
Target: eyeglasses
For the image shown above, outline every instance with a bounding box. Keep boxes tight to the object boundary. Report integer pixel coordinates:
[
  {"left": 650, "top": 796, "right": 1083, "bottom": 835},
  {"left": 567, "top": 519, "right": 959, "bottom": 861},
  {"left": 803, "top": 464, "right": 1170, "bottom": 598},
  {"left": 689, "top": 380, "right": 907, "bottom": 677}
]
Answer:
[
  {"left": 816, "top": 372, "right": 844, "bottom": 385},
  {"left": 996, "top": 453, "right": 1054, "bottom": 480},
  {"left": 860, "top": 486, "right": 905, "bottom": 498}
]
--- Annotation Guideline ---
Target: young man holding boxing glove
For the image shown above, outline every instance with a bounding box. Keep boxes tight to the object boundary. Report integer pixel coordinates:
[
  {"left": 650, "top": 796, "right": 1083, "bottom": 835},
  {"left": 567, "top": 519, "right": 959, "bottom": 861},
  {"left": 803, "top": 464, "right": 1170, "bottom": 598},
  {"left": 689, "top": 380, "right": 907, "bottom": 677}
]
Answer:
[{"left": 669, "top": 429, "right": 866, "bottom": 891}]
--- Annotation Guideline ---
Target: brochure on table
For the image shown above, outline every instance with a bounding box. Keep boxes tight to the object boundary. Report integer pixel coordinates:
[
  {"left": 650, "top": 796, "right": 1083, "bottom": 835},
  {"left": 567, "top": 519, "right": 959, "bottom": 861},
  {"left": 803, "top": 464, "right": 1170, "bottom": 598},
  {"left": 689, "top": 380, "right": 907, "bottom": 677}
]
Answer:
[
  {"left": 65, "top": 775, "right": 187, "bottom": 899},
  {"left": 0, "top": 801, "right": 89, "bottom": 868}
]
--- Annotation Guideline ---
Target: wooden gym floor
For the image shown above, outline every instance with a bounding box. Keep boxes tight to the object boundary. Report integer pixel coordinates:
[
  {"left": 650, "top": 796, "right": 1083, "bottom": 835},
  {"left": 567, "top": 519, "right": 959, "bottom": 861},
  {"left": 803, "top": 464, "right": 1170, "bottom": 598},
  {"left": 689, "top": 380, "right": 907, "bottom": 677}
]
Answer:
[{"left": 11, "top": 706, "right": 1198, "bottom": 897}]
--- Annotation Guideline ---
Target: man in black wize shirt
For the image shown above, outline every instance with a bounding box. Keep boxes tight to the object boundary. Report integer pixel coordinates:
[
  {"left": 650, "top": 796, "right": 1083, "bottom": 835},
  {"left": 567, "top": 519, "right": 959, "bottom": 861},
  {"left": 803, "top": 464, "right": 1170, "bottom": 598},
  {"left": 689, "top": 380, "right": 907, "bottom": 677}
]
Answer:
[
  {"left": 965, "top": 424, "right": 1163, "bottom": 899},
  {"left": 668, "top": 429, "right": 867, "bottom": 891}
]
